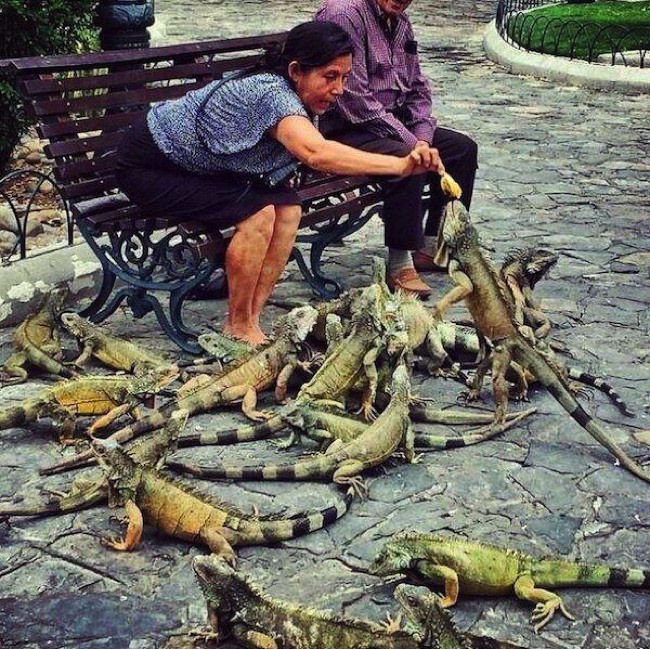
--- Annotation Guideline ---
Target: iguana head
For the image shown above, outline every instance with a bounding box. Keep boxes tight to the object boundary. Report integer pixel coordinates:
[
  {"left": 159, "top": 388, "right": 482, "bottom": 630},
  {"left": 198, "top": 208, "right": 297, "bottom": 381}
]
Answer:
[
  {"left": 60, "top": 312, "right": 86, "bottom": 337},
  {"left": 283, "top": 305, "right": 319, "bottom": 344},
  {"left": 192, "top": 554, "right": 239, "bottom": 621},
  {"left": 394, "top": 584, "right": 470, "bottom": 649},
  {"left": 437, "top": 200, "right": 478, "bottom": 260},
  {"left": 127, "top": 366, "right": 179, "bottom": 396},
  {"left": 91, "top": 438, "right": 139, "bottom": 505},
  {"left": 369, "top": 537, "right": 414, "bottom": 576},
  {"left": 388, "top": 361, "right": 411, "bottom": 398},
  {"left": 502, "top": 247, "right": 559, "bottom": 289}
]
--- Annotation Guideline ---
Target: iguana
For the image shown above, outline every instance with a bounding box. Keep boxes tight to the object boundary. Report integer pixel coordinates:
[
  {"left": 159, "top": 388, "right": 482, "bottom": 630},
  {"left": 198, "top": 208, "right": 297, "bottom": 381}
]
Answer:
[
  {"left": 370, "top": 531, "right": 650, "bottom": 632},
  {"left": 277, "top": 401, "right": 536, "bottom": 451},
  {"left": 172, "top": 282, "right": 403, "bottom": 449},
  {"left": 0, "top": 411, "right": 183, "bottom": 520},
  {"left": 432, "top": 200, "right": 649, "bottom": 483},
  {"left": 499, "top": 247, "right": 559, "bottom": 340},
  {"left": 60, "top": 312, "right": 175, "bottom": 375},
  {"left": 92, "top": 435, "right": 352, "bottom": 566},
  {"left": 192, "top": 554, "right": 470, "bottom": 648},
  {"left": 167, "top": 362, "right": 414, "bottom": 496},
  {"left": 38, "top": 305, "right": 319, "bottom": 475},
  {"left": 1, "top": 290, "right": 78, "bottom": 385},
  {"left": 0, "top": 368, "right": 178, "bottom": 442}
]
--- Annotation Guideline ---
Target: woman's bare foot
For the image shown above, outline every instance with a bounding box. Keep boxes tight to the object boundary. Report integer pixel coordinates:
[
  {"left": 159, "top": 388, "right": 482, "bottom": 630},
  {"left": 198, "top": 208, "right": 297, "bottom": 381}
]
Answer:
[{"left": 223, "top": 323, "right": 268, "bottom": 346}]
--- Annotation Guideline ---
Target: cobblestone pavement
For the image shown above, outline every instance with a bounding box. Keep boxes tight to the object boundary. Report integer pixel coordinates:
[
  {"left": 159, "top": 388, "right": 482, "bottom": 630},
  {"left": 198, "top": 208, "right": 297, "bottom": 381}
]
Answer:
[{"left": 1, "top": 1, "right": 649, "bottom": 648}]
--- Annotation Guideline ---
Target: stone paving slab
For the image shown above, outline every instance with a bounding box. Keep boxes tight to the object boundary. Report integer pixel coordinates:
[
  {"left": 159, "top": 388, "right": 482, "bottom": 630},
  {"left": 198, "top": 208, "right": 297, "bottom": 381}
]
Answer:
[{"left": 1, "top": 1, "right": 649, "bottom": 648}]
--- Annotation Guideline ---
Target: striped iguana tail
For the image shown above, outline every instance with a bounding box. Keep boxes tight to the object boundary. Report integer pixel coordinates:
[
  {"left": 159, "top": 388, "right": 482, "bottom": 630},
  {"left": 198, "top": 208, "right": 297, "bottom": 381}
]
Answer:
[
  {"left": 178, "top": 412, "right": 288, "bottom": 447},
  {"left": 529, "top": 557, "right": 650, "bottom": 590},
  {"left": 566, "top": 367, "right": 634, "bottom": 417},
  {"left": 516, "top": 338, "right": 650, "bottom": 483},
  {"left": 225, "top": 489, "right": 353, "bottom": 546},
  {"left": 168, "top": 452, "right": 340, "bottom": 483}
]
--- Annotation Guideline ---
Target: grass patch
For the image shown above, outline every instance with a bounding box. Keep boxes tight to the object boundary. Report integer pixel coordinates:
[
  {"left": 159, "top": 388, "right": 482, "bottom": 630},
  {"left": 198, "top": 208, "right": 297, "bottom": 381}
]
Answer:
[{"left": 506, "top": 1, "right": 650, "bottom": 61}]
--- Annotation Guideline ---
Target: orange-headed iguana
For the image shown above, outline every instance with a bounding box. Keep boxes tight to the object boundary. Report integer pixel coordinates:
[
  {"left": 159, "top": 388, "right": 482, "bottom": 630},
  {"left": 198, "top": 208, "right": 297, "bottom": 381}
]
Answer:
[
  {"left": 432, "top": 200, "right": 649, "bottom": 483},
  {"left": 370, "top": 532, "right": 650, "bottom": 632},
  {"left": 92, "top": 429, "right": 352, "bottom": 566}
]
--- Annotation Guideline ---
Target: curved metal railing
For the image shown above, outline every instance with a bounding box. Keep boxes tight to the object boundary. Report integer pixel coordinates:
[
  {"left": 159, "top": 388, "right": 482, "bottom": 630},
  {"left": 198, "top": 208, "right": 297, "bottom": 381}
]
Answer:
[{"left": 496, "top": 0, "right": 649, "bottom": 67}]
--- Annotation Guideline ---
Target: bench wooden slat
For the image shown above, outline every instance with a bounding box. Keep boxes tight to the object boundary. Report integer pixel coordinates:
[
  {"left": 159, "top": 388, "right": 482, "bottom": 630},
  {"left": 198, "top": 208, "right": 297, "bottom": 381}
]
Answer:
[
  {"left": 20, "top": 55, "right": 260, "bottom": 95},
  {"left": 45, "top": 130, "right": 124, "bottom": 159},
  {"left": 4, "top": 33, "right": 286, "bottom": 73},
  {"left": 59, "top": 175, "right": 119, "bottom": 201},
  {"left": 30, "top": 80, "right": 204, "bottom": 117},
  {"left": 37, "top": 110, "right": 144, "bottom": 140}
]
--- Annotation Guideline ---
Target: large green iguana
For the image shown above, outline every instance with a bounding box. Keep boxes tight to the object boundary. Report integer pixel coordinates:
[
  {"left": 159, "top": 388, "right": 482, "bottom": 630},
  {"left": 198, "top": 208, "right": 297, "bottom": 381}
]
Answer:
[
  {"left": 60, "top": 312, "right": 175, "bottom": 375},
  {"left": 91, "top": 435, "right": 352, "bottom": 566},
  {"left": 0, "top": 368, "right": 177, "bottom": 442},
  {"left": 370, "top": 531, "right": 650, "bottom": 632},
  {"left": 432, "top": 200, "right": 649, "bottom": 483},
  {"left": 192, "top": 554, "right": 470, "bottom": 649},
  {"left": 277, "top": 401, "right": 536, "bottom": 451},
  {"left": 0, "top": 411, "right": 184, "bottom": 520},
  {"left": 1, "top": 290, "right": 78, "bottom": 385},
  {"left": 172, "top": 282, "right": 403, "bottom": 449},
  {"left": 167, "top": 362, "right": 414, "bottom": 496},
  {"left": 38, "top": 305, "right": 318, "bottom": 475}
]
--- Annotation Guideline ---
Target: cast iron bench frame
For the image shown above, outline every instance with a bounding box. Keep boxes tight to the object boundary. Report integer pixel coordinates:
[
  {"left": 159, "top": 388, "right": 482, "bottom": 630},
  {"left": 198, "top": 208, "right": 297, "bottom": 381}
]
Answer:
[{"left": 0, "top": 33, "right": 385, "bottom": 353}]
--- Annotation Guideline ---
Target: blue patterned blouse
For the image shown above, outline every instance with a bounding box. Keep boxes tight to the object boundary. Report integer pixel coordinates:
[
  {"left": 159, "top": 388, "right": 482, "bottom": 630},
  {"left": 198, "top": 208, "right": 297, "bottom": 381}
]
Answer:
[{"left": 147, "top": 73, "right": 308, "bottom": 186}]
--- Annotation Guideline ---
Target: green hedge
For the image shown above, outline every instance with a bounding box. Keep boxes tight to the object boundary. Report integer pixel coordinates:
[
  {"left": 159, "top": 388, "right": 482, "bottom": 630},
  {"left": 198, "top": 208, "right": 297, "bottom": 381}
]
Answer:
[
  {"left": 506, "top": 1, "right": 650, "bottom": 61},
  {"left": 0, "top": 0, "right": 99, "bottom": 171}
]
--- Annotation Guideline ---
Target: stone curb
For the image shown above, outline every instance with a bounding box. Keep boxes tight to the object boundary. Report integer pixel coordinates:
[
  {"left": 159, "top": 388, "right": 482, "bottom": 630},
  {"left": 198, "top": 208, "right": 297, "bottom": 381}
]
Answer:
[
  {"left": 483, "top": 20, "right": 650, "bottom": 93},
  {"left": 0, "top": 240, "right": 102, "bottom": 328}
]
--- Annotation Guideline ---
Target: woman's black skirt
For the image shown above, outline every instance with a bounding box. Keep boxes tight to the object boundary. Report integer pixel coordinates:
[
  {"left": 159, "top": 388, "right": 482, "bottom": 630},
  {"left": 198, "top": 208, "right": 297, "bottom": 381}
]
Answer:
[{"left": 115, "top": 117, "right": 300, "bottom": 230}]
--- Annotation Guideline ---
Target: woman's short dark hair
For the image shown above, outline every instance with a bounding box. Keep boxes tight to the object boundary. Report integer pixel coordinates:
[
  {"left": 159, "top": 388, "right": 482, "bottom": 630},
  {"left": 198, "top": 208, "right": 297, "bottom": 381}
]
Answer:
[{"left": 261, "top": 21, "right": 353, "bottom": 77}]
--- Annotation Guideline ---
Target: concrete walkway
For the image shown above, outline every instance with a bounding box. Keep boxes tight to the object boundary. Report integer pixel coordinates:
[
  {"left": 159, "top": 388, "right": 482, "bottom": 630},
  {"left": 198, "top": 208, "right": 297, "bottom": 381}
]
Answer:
[{"left": 1, "top": 2, "right": 648, "bottom": 648}]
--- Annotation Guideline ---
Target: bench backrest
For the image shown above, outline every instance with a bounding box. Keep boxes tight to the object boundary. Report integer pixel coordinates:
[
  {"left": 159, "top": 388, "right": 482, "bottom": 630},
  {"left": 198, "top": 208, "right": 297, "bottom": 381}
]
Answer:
[{"left": 1, "top": 34, "right": 287, "bottom": 205}]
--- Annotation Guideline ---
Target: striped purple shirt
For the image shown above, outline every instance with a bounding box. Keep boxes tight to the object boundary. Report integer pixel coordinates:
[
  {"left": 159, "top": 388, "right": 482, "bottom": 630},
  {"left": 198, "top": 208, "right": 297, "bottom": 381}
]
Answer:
[{"left": 315, "top": 0, "right": 436, "bottom": 147}]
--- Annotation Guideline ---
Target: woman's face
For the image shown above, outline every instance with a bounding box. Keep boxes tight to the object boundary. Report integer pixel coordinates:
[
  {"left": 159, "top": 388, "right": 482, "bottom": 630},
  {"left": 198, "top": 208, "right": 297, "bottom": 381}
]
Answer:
[{"left": 289, "top": 54, "right": 352, "bottom": 115}]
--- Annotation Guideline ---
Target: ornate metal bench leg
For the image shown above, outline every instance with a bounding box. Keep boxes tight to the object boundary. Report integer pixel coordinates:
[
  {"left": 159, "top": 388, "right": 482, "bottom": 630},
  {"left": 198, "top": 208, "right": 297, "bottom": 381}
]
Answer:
[{"left": 79, "top": 264, "right": 117, "bottom": 320}]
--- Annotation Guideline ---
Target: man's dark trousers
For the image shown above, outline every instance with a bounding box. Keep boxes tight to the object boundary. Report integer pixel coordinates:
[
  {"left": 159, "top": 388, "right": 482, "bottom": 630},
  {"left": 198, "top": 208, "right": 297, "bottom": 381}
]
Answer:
[{"left": 322, "top": 122, "right": 478, "bottom": 250}]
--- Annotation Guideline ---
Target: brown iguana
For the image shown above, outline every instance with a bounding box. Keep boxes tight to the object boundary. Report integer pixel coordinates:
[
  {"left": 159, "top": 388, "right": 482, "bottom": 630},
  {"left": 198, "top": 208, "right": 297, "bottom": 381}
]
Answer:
[
  {"left": 0, "top": 367, "right": 177, "bottom": 442},
  {"left": 0, "top": 411, "right": 184, "bottom": 520},
  {"left": 1, "top": 290, "right": 78, "bottom": 385},
  {"left": 370, "top": 531, "right": 650, "bottom": 632},
  {"left": 38, "top": 305, "right": 318, "bottom": 475},
  {"left": 92, "top": 435, "right": 353, "bottom": 565},
  {"left": 432, "top": 200, "right": 649, "bottom": 483},
  {"left": 60, "top": 312, "right": 174, "bottom": 375},
  {"left": 192, "top": 554, "right": 470, "bottom": 649},
  {"left": 499, "top": 247, "right": 559, "bottom": 340},
  {"left": 167, "top": 361, "right": 414, "bottom": 496}
]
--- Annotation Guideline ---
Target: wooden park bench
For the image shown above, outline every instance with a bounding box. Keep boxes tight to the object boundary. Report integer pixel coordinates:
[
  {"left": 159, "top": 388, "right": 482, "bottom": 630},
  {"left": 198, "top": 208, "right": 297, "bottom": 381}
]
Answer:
[{"left": 0, "top": 34, "right": 386, "bottom": 353}]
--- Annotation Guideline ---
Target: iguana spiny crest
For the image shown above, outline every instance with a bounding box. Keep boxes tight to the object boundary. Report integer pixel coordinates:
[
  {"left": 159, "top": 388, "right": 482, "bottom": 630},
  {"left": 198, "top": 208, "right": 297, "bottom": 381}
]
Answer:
[{"left": 502, "top": 247, "right": 559, "bottom": 289}]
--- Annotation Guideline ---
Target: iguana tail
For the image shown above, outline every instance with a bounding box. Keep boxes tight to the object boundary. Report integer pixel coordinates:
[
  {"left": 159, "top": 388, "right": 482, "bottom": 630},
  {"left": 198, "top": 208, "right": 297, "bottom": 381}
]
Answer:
[
  {"left": 519, "top": 340, "right": 650, "bottom": 483},
  {"left": 414, "top": 407, "right": 536, "bottom": 449},
  {"left": 223, "top": 489, "right": 353, "bottom": 546},
  {"left": 178, "top": 413, "right": 287, "bottom": 447},
  {"left": 167, "top": 453, "right": 337, "bottom": 482},
  {"left": 25, "top": 343, "right": 77, "bottom": 379},
  {"left": 39, "top": 405, "right": 174, "bottom": 476},
  {"left": 532, "top": 558, "right": 650, "bottom": 590},
  {"left": 566, "top": 367, "right": 634, "bottom": 417},
  {"left": 0, "top": 482, "right": 106, "bottom": 519}
]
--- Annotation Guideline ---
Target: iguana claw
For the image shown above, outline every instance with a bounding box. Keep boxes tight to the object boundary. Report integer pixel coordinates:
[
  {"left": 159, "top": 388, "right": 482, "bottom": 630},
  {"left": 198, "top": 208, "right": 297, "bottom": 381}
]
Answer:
[
  {"left": 380, "top": 612, "right": 403, "bottom": 634},
  {"left": 531, "top": 598, "right": 575, "bottom": 633}
]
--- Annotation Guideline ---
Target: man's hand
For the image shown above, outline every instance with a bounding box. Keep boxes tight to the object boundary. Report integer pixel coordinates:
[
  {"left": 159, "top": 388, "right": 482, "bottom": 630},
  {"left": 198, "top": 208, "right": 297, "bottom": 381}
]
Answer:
[{"left": 401, "top": 142, "right": 445, "bottom": 176}]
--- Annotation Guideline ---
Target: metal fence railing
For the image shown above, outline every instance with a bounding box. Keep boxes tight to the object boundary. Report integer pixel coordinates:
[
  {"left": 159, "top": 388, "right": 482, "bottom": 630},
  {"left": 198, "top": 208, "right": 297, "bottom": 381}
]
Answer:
[{"left": 496, "top": 0, "right": 648, "bottom": 67}]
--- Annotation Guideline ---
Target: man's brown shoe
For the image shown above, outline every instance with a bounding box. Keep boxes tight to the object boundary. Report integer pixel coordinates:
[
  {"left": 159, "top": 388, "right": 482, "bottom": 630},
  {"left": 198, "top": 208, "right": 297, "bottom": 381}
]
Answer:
[
  {"left": 387, "top": 268, "right": 433, "bottom": 299},
  {"left": 412, "top": 249, "right": 447, "bottom": 273}
]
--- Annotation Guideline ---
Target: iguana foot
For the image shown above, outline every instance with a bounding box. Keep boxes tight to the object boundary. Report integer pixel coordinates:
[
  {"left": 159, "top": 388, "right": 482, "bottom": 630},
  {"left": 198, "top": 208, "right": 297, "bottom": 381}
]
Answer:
[
  {"left": 186, "top": 625, "right": 220, "bottom": 644},
  {"left": 339, "top": 476, "right": 369, "bottom": 500},
  {"left": 531, "top": 598, "right": 575, "bottom": 632},
  {"left": 457, "top": 389, "right": 480, "bottom": 403},
  {"left": 100, "top": 534, "right": 131, "bottom": 551},
  {"left": 247, "top": 410, "right": 274, "bottom": 422},
  {"left": 380, "top": 612, "right": 403, "bottom": 634},
  {"left": 569, "top": 382, "right": 593, "bottom": 401}
]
